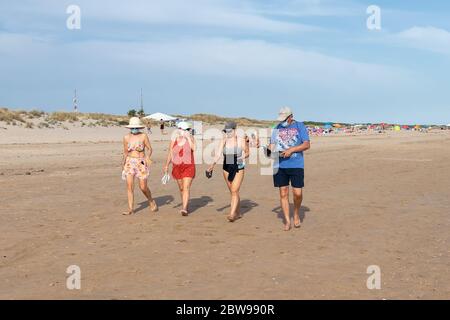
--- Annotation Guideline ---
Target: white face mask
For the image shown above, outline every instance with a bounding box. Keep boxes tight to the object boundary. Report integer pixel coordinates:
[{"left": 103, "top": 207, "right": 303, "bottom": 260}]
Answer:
[
  {"left": 280, "top": 116, "right": 292, "bottom": 128},
  {"left": 224, "top": 129, "right": 234, "bottom": 138}
]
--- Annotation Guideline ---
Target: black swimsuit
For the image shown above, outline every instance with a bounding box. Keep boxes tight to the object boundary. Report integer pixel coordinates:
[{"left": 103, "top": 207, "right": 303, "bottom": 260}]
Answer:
[{"left": 222, "top": 140, "right": 244, "bottom": 182}]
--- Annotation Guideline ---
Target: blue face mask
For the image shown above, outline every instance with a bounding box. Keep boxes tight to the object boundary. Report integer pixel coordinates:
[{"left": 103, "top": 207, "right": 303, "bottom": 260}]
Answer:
[
  {"left": 280, "top": 121, "right": 289, "bottom": 128},
  {"left": 130, "top": 128, "right": 141, "bottom": 135}
]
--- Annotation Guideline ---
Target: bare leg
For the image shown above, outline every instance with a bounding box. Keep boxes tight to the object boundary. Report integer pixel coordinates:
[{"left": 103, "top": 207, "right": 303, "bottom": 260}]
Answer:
[
  {"left": 223, "top": 170, "right": 244, "bottom": 221},
  {"left": 292, "top": 188, "right": 303, "bottom": 227},
  {"left": 139, "top": 178, "right": 158, "bottom": 212},
  {"left": 176, "top": 179, "right": 189, "bottom": 215},
  {"left": 181, "top": 177, "right": 193, "bottom": 212},
  {"left": 125, "top": 175, "right": 135, "bottom": 215},
  {"left": 279, "top": 186, "right": 290, "bottom": 230}
]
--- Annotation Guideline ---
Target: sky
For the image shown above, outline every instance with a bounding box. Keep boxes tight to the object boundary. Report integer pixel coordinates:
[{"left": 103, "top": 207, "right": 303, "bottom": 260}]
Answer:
[{"left": 0, "top": 0, "right": 449, "bottom": 124}]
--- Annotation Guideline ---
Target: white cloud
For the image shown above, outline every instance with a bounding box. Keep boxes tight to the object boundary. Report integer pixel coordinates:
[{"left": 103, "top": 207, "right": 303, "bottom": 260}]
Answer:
[
  {"left": 254, "top": 0, "right": 361, "bottom": 17},
  {"left": 0, "top": 31, "right": 407, "bottom": 90},
  {"left": 0, "top": 0, "right": 321, "bottom": 35},
  {"left": 107, "top": 38, "right": 403, "bottom": 83},
  {"left": 391, "top": 26, "right": 450, "bottom": 55}
]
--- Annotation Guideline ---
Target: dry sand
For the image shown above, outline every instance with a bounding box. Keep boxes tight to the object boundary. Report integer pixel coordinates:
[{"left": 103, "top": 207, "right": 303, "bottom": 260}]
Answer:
[{"left": 0, "top": 124, "right": 449, "bottom": 299}]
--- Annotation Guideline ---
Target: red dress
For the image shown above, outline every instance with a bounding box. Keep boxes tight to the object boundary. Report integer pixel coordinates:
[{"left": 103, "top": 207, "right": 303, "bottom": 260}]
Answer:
[{"left": 171, "top": 137, "right": 196, "bottom": 179}]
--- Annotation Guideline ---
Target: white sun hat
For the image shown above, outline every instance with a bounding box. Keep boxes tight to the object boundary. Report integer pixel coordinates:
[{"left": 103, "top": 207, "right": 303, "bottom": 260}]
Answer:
[
  {"left": 125, "top": 117, "right": 145, "bottom": 128},
  {"left": 277, "top": 106, "right": 293, "bottom": 122},
  {"left": 177, "top": 121, "right": 193, "bottom": 130}
]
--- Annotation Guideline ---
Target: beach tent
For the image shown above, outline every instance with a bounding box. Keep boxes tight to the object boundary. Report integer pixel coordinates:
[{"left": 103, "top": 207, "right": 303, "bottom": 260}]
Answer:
[
  {"left": 144, "top": 112, "right": 177, "bottom": 122},
  {"left": 333, "top": 123, "right": 342, "bottom": 128},
  {"left": 394, "top": 126, "right": 401, "bottom": 131},
  {"left": 323, "top": 123, "right": 333, "bottom": 129}
]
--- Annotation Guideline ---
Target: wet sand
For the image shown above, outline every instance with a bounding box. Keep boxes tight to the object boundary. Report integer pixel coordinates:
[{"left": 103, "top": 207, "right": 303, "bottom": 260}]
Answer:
[{"left": 0, "top": 126, "right": 449, "bottom": 299}]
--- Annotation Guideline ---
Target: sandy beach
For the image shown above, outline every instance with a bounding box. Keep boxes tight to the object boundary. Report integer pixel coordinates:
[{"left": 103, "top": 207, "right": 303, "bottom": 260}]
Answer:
[{"left": 0, "top": 125, "right": 449, "bottom": 299}]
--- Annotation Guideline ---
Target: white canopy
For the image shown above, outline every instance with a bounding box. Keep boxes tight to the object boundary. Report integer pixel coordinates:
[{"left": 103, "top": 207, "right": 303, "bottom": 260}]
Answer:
[{"left": 144, "top": 112, "right": 177, "bottom": 122}]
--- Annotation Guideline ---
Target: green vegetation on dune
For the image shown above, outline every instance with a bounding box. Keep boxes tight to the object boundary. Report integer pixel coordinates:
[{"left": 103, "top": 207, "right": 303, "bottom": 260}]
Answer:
[
  {"left": 179, "top": 113, "right": 274, "bottom": 127},
  {"left": 0, "top": 108, "right": 129, "bottom": 129},
  {"left": 1, "top": 108, "right": 435, "bottom": 129},
  {"left": 0, "top": 107, "right": 26, "bottom": 124}
]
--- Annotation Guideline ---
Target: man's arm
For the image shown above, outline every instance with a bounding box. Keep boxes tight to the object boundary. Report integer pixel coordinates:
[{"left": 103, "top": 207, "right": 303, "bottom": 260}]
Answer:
[{"left": 280, "top": 141, "right": 310, "bottom": 158}]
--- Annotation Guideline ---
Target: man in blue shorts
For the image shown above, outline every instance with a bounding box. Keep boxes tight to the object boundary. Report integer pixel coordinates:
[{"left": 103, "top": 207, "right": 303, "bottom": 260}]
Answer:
[{"left": 270, "top": 107, "right": 311, "bottom": 231}]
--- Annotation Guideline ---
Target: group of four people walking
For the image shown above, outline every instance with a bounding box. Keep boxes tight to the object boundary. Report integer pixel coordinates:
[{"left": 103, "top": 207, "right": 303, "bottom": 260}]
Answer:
[{"left": 121, "top": 107, "right": 310, "bottom": 231}]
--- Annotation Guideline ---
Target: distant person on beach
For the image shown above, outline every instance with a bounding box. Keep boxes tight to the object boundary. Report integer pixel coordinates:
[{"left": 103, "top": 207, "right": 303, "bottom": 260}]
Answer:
[
  {"left": 122, "top": 117, "right": 158, "bottom": 215},
  {"left": 164, "top": 121, "right": 196, "bottom": 216},
  {"left": 160, "top": 119, "right": 165, "bottom": 135},
  {"left": 269, "top": 107, "right": 310, "bottom": 231},
  {"left": 207, "top": 122, "right": 249, "bottom": 222}
]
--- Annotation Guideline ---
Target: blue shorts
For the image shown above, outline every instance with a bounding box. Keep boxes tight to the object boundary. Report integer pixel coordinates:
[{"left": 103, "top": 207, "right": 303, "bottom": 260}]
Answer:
[{"left": 273, "top": 168, "right": 304, "bottom": 188}]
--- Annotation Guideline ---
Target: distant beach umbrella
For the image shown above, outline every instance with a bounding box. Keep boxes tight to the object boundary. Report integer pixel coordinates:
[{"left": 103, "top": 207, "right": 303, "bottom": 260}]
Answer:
[{"left": 144, "top": 112, "right": 177, "bottom": 122}]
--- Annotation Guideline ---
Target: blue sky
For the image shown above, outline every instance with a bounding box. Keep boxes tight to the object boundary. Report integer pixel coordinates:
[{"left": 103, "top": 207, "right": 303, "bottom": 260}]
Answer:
[{"left": 0, "top": 0, "right": 449, "bottom": 124}]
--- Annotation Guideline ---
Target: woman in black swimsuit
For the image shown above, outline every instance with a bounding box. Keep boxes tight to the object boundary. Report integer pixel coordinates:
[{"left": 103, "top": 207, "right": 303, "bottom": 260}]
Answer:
[{"left": 207, "top": 122, "right": 249, "bottom": 222}]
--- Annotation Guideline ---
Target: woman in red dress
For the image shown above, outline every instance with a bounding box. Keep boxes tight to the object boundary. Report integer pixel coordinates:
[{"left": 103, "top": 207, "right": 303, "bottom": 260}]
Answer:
[{"left": 164, "top": 121, "right": 196, "bottom": 216}]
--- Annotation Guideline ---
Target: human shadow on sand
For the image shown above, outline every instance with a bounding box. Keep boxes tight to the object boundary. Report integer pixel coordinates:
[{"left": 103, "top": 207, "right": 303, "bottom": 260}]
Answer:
[
  {"left": 272, "top": 205, "right": 311, "bottom": 224},
  {"left": 216, "top": 199, "right": 259, "bottom": 216},
  {"left": 134, "top": 195, "right": 174, "bottom": 214},
  {"left": 173, "top": 195, "right": 214, "bottom": 214}
]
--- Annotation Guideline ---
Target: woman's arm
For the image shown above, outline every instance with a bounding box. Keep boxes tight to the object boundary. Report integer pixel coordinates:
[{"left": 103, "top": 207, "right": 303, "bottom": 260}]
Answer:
[
  {"left": 184, "top": 132, "right": 195, "bottom": 151},
  {"left": 144, "top": 134, "right": 153, "bottom": 162},
  {"left": 242, "top": 137, "right": 250, "bottom": 159},
  {"left": 164, "top": 140, "right": 174, "bottom": 172},
  {"left": 208, "top": 137, "right": 225, "bottom": 171},
  {"left": 122, "top": 136, "right": 129, "bottom": 166}
]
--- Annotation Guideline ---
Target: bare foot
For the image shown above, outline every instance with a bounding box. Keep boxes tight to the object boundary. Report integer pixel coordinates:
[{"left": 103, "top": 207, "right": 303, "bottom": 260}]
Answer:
[
  {"left": 227, "top": 214, "right": 242, "bottom": 222},
  {"left": 294, "top": 215, "right": 301, "bottom": 228},
  {"left": 149, "top": 200, "right": 158, "bottom": 212},
  {"left": 284, "top": 223, "right": 291, "bottom": 231},
  {"left": 180, "top": 209, "right": 188, "bottom": 216},
  {"left": 122, "top": 210, "right": 134, "bottom": 216}
]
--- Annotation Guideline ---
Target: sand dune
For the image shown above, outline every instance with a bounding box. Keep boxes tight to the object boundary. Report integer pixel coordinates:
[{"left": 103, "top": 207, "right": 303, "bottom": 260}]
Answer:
[{"left": 0, "top": 126, "right": 449, "bottom": 299}]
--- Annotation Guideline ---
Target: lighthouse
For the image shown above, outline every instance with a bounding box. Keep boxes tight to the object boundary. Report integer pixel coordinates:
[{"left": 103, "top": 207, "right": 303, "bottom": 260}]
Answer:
[{"left": 73, "top": 89, "right": 78, "bottom": 113}]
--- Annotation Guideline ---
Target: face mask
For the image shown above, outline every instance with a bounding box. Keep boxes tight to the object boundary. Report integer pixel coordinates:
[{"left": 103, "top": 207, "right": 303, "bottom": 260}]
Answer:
[
  {"left": 130, "top": 128, "right": 140, "bottom": 135},
  {"left": 225, "top": 130, "right": 233, "bottom": 138}
]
